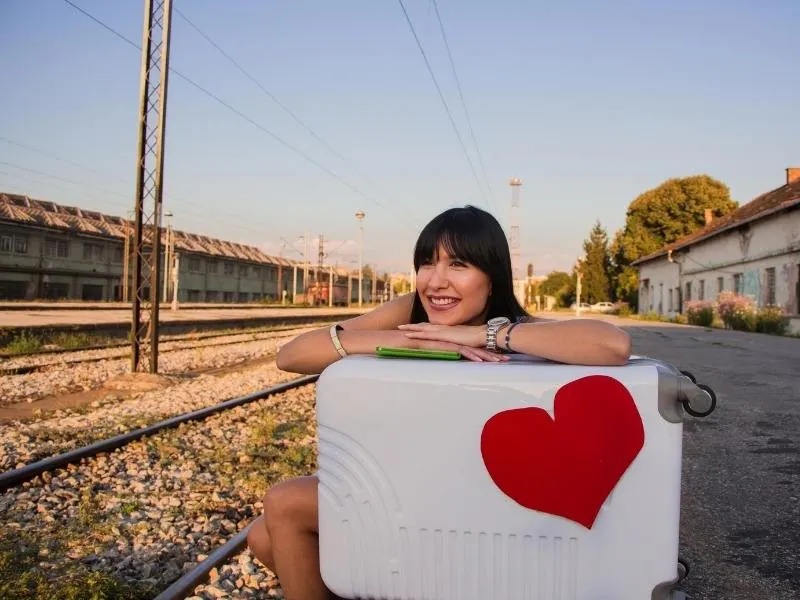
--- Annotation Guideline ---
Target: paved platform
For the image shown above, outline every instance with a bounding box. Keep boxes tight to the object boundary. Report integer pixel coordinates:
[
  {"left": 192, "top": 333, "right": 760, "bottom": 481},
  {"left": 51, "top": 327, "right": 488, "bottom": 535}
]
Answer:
[
  {"left": 0, "top": 306, "right": 368, "bottom": 344},
  {"left": 0, "top": 306, "right": 365, "bottom": 328}
]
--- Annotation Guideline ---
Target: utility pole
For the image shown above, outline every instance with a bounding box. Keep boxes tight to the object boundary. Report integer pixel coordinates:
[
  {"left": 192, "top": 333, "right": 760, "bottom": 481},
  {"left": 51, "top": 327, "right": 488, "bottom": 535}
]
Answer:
[
  {"left": 162, "top": 211, "right": 173, "bottom": 303},
  {"left": 328, "top": 265, "right": 333, "bottom": 307},
  {"left": 303, "top": 231, "right": 309, "bottom": 303},
  {"left": 130, "top": 0, "right": 173, "bottom": 374},
  {"left": 355, "top": 210, "right": 365, "bottom": 307},
  {"left": 371, "top": 264, "right": 377, "bottom": 304},
  {"left": 575, "top": 260, "right": 582, "bottom": 316}
]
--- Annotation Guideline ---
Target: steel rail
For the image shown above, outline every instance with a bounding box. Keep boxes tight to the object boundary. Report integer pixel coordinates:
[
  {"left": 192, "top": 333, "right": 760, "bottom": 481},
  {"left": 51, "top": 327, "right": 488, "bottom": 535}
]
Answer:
[
  {"left": 0, "top": 330, "right": 299, "bottom": 376},
  {"left": 0, "top": 374, "right": 319, "bottom": 491},
  {"left": 153, "top": 523, "right": 252, "bottom": 600},
  {"left": 0, "top": 321, "right": 333, "bottom": 360}
]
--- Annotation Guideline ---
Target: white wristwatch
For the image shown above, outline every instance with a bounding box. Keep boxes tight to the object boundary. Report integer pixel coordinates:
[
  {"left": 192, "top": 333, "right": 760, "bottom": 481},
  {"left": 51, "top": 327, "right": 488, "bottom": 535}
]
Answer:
[{"left": 486, "top": 316, "right": 511, "bottom": 351}]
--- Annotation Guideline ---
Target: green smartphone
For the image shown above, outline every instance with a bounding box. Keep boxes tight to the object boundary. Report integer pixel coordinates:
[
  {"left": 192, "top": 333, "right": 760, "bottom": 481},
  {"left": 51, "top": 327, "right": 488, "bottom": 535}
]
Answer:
[{"left": 375, "top": 346, "right": 462, "bottom": 360}]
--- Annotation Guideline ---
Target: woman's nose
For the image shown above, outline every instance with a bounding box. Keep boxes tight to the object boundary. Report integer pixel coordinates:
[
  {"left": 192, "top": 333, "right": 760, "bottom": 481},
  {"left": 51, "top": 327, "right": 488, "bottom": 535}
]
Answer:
[{"left": 428, "top": 264, "right": 449, "bottom": 288}]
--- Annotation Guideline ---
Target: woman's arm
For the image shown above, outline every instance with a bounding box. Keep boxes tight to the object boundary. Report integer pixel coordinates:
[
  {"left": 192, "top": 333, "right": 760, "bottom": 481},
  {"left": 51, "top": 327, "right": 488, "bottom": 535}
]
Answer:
[
  {"left": 276, "top": 293, "right": 416, "bottom": 375},
  {"left": 400, "top": 317, "right": 631, "bottom": 366},
  {"left": 499, "top": 319, "right": 631, "bottom": 366},
  {"left": 276, "top": 293, "right": 504, "bottom": 374}
]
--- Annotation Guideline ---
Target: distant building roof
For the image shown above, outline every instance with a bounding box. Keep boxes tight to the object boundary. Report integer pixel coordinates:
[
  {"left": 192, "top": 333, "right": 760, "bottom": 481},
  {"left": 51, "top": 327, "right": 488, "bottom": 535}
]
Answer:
[
  {"left": 0, "top": 192, "right": 297, "bottom": 267},
  {"left": 632, "top": 177, "right": 800, "bottom": 266}
]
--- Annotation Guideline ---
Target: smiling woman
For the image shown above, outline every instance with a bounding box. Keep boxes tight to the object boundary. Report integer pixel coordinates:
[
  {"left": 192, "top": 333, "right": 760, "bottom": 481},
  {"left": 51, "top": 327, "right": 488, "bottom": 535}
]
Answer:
[{"left": 249, "top": 204, "right": 632, "bottom": 600}]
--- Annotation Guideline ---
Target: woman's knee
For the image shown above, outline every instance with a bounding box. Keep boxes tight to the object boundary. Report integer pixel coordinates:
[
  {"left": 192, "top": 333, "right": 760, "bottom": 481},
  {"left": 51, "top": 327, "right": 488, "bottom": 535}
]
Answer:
[
  {"left": 246, "top": 516, "right": 274, "bottom": 569},
  {"left": 262, "top": 476, "right": 319, "bottom": 532}
]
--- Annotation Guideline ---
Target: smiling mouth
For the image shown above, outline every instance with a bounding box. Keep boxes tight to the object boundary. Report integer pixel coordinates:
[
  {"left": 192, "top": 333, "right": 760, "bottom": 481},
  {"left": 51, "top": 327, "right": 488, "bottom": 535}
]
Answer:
[{"left": 428, "top": 296, "right": 460, "bottom": 309}]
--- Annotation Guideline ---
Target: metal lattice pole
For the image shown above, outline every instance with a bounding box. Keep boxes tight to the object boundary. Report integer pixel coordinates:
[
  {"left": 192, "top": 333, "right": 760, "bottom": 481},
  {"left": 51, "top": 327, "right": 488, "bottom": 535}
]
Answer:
[{"left": 130, "top": 0, "right": 173, "bottom": 373}]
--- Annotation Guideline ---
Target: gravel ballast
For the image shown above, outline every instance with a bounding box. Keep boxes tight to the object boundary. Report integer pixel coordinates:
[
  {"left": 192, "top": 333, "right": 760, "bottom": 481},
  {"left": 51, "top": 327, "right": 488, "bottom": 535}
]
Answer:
[
  {"left": 0, "top": 384, "right": 318, "bottom": 599},
  {"left": 0, "top": 327, "right": 315, "bottom": 408}
]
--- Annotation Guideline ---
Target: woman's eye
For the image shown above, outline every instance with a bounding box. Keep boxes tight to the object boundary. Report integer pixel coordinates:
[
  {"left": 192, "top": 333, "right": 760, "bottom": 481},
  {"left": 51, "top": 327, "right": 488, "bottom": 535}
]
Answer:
[{"left": 450, "top": 260, "right": 467, "bottom": 268}]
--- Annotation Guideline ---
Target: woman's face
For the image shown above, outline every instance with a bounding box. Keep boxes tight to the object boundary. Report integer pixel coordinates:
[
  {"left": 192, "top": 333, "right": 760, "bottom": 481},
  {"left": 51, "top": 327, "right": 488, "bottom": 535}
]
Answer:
[{"left": 416, "top": 245, "right": 491, "bottom": 325}]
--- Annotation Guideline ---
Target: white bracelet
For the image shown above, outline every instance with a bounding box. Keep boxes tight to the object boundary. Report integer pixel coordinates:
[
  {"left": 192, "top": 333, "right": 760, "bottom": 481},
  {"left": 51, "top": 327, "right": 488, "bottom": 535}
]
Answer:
[{"left": 329, "top": 324, "right": 347, "bottom": 358}]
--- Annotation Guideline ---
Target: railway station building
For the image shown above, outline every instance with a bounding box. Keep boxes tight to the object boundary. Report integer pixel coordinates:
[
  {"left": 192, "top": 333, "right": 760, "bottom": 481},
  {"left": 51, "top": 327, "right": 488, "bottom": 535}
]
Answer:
[
  {"left": 0, "top": 192, "right": 379, "bottom": 305},
  {"left": 633, "top": 167, "right": 800, "bottom": 334}
]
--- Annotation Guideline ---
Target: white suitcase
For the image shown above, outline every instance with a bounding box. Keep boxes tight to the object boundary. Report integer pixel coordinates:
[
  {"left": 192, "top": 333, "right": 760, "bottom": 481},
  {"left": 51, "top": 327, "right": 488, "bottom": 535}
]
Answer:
[{"left": 316, "top": 355, "right": 714, "bottom": 600}]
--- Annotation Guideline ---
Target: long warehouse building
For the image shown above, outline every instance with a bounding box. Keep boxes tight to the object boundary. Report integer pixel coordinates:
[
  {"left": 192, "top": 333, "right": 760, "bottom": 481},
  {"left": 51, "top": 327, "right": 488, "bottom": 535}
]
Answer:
[{"left": 0, "top": 192, "right": 379, "bottom": 304}]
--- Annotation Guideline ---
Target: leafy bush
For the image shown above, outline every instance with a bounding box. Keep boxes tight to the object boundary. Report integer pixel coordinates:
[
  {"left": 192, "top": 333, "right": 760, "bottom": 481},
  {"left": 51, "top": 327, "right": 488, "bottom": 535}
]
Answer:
[
  {"left": 684, "top": 300, "right": 715, "bottom": 327},
  {"left": 716, "top": 291, "right": 757, "bottom": 331},
  {"left": 613, "top": 303, "right": 632, "bottom": 317},
  {"left": 755, "top": 305, "right": 790, "bottom": 335}
]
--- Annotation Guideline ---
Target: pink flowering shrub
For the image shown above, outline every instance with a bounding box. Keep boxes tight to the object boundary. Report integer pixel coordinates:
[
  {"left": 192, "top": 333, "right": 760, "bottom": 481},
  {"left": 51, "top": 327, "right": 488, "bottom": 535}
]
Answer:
[
  {"left": 684, "top": 300, "right": 715, "bottom": 327},
  {"left": 716, "top": 291, "right": 757, "bottom": 331}
]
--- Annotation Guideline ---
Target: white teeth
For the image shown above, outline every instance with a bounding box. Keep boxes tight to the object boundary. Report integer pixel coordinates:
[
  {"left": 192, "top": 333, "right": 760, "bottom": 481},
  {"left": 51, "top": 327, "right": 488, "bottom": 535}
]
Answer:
[{"left": 430, "top": 297, "right": 457, "bottom": 306}]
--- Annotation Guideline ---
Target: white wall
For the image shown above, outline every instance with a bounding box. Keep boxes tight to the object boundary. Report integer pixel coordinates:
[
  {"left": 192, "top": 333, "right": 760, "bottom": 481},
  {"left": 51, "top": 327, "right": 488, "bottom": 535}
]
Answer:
[{"left": 636, "top": 208, "right": 800, "bottom": 322}]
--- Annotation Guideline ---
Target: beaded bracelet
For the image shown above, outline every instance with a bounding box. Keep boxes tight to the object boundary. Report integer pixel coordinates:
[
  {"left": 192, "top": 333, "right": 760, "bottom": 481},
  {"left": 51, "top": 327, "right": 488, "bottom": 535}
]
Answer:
[{"left": 503, "top": 322, "right": 520, "bottom": 353}]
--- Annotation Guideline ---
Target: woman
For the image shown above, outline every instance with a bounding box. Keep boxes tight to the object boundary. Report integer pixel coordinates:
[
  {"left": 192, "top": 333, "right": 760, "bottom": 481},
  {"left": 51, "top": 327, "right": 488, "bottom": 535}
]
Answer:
[{"left": 247, "top": 205, "right": 631, "bottom": 600}]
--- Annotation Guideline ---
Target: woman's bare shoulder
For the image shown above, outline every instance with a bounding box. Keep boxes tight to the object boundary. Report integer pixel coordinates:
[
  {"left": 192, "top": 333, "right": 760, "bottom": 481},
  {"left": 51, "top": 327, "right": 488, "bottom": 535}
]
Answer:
[
  {"left": 339, "top": 293, "right": 415, "bottom": 331},
  {"left": 519, "top": 314, "right": 557, "bottom": 324}
]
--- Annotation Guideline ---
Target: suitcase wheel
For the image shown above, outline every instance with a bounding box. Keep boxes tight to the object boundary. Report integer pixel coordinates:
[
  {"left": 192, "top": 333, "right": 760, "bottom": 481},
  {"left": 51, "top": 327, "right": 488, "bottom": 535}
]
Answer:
[
  {"left": 679, "top": 370, "right": 696, "bottom": 383},
  {"left": 677, "top": 557, "right": 690, "bottom": 581},
  {"left": 682, "top": 384, "right": 716, "bottom": 418}
]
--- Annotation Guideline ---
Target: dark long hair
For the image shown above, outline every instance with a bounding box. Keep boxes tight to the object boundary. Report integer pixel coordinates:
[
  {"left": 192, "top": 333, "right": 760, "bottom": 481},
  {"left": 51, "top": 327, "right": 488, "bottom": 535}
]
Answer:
[{"left": 409, "top": 205, "right": 529, "bottom": 323}]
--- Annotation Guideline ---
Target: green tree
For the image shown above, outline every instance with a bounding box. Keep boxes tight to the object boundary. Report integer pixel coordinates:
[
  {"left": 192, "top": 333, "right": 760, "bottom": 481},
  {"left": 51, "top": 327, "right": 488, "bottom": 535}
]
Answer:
[
  {"left": 539, "top": 270, "right": 574, "bottom": 307},
  {"left": 580, "top": 221, "right": 612, "bottom": 304},
  {"left": 612, "top": 175, "right": 738, "bottom": 306}
]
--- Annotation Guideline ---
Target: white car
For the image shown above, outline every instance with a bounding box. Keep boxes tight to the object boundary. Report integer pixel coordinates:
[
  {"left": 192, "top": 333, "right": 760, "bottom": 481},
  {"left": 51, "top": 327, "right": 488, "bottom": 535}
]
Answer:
[{"left": 591, "top": 301, "right": 615, "bottom": 313}]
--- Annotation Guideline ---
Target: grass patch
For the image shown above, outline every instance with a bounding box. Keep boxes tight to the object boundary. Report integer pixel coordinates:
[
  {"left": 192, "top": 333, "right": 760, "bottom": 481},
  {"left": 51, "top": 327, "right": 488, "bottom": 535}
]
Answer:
[
  {"left": 3, "top": 332, "right": 43, "bottom": 354},
  {"left": 0, "top": 530, "right": 153, "bottom": 600}
]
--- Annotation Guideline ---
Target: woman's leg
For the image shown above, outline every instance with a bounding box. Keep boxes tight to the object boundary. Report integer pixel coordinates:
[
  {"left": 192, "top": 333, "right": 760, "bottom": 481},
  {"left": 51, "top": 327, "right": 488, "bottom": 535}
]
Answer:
[
  {"left": 259, "top": 475, "right": 339, "bottom": 600},
  {"left": 246, "top": 515, "right": 275, "bottom": 572}
]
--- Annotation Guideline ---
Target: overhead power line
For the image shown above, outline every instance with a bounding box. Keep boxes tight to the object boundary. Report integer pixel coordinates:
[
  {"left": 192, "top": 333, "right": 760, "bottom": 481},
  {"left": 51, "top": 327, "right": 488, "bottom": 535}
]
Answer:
[
  {"left": 396, "top": 0, "right": 490, "bottom": 211},
  {"left": 430, "top": 0, "right": 495, "bottom": 206},
  {"left": 173, "top": 6, "right": 421, "bottom": 223},
  {"left": 60, "top": 0, "right": 417, "bottom": 229}
]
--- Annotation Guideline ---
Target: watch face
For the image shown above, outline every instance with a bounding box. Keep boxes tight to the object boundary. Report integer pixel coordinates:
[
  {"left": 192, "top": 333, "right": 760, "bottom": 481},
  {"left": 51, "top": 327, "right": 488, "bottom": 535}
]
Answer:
[{"left": 487, "top": 317, "right": 510, "bottom": 327}]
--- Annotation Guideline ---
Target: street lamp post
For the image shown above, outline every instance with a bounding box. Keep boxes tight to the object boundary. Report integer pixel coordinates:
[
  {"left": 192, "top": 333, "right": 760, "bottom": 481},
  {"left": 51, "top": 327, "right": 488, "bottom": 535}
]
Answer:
[{"left": 355, "top": 210, "right": 365, "bottom": 307}]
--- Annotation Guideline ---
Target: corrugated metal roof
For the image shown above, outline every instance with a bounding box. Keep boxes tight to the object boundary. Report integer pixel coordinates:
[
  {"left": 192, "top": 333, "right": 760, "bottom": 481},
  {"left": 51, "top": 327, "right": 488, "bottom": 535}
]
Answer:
[
  {"left": 0, "top": 192, "right": 298, "bottom": 267},
  {"left": 632, "top": 179, "right": 800, "bottom": 266}
]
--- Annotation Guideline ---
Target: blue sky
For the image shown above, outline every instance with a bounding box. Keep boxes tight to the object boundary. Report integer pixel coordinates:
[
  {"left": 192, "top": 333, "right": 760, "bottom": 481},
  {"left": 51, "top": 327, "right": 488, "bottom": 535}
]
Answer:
[{"left": 1, "top": 0, "right": 798, "bottom": 276}]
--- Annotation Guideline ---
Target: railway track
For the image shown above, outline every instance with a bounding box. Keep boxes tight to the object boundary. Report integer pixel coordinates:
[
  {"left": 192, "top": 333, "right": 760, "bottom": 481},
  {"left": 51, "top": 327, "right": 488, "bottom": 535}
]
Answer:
[
  {"left": 0, "top": 323, "right": 325, "bottom": 376},
  {"left": 0, "top": 375, "right": 320, "bottom": 599}
]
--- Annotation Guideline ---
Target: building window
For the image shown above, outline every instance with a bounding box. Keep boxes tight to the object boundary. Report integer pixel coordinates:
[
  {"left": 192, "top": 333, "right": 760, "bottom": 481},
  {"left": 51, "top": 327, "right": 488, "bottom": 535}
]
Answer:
[
  {"left": 668, "top": 289, "right": 673, "bottom": 312},
  {"left": 0, "top": 235, "right": 12, "bottom": 252},
  {"left": 717, "top": 277, "right": 724, "bottom": 295},
  {"left": 239, "top": 265, "right": 248, "bottom": 277},
  {"left": 252, "top": 266, "right": 261, "bottom": 278},
  {"left": 187, "top": 289, "right": 202, "bottom": 302},
  {"left": 113, "top": 246, "right": 123, "bottom": 263},
  {"left": 207, "top": 261, "right": 218, "bottom": 274},
  {"left": 46, "top": 239, "right": 70, "bottom": 258},
  {"left": 206, "top": 290, "right": 219, "bottom": 302},
  {"left": 238, "top": 292, "right": 249, "bottom": 302},
  {"left": 223, "top": 262, "right": 234, "bottom": 275},
  {"left": 699, "top": 280, "right": 705, "bottom": 301},
  {"left": 43, "top": 282, "right": 69, "bottom": 299},
  {"left": 83, "top": 243, "right": 104, "bottom": 261},
  {"left": 188, "top": 258, "right": 203, "bottom": 273},
  {"left": 81, "top": 284, "right": 104, "bottom": 301},
  {"left": 223, "top": 291, "right": 235, "bottom": 302},
  {"left": 733, "top": 273, "right": 743, "bottom": 294},
  {"left": 14, "top": 236, "right": 28, "bottom": 254},
  {"left": 685, "top": 281, "right": 692, "bottom": 302},
  {"left": 765, "top": 267, "right": 776, "bottom": 305}
]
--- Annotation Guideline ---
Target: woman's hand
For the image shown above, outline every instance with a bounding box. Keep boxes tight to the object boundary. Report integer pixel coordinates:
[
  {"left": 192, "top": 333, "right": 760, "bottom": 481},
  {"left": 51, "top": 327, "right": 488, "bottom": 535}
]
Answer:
[
  {"left": 399, "top": 323, "right": 497, "bottom": 349},
  {"left": 413, "top": 337, "right": 507, "bottom": 362}
]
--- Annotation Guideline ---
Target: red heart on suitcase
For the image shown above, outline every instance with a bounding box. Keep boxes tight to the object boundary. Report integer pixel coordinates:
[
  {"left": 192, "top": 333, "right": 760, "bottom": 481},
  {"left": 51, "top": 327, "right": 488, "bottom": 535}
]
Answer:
[{"left": 480, "top": 375, "right": 644, "bottom": 529}]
